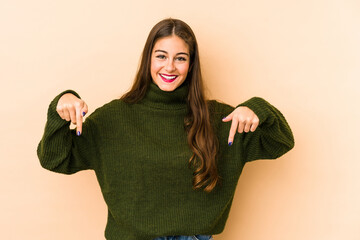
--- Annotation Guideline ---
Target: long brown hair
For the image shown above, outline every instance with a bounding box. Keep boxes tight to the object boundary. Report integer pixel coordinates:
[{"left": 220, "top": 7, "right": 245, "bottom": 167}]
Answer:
[{"left": 121, "top": 18, "right": 219, "bottom": 192}]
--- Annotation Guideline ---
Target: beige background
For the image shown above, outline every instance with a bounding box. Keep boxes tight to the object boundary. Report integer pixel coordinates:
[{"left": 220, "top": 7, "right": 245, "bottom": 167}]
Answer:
[{"left": 1, "top": 0, "right": 359, "bottom": 239}]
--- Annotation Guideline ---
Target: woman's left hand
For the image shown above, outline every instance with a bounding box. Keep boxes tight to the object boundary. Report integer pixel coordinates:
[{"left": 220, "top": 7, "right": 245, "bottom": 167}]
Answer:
[{"left": 222, "top": 106, "right": 259, "bottom": 146}]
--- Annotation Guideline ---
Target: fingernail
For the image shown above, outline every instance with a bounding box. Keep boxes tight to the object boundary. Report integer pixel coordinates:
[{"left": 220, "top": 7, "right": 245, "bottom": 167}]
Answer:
[
  {"left": 82, "top": 112, "right": 86, "bottom": 116},
  {"left": 77, "top": 131, "right": 81, "bottom": 136},
  {"left": 228, "top": 142, "right": 232, "bottom": 146},
  {"left": 222, "top": 117, "right": 226, "bottom": 120}
]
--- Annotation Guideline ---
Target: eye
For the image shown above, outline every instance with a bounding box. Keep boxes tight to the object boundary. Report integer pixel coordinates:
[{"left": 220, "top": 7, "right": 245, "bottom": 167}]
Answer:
[
  {"left": 156, "top": 55, "right": 166, "bottom": 60},
  {"left": 176, "top": 56, "right": 187, "bottom": 61}
]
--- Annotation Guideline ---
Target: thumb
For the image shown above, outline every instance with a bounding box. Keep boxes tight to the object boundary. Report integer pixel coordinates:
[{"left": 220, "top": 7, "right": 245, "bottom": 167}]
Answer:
[
  {"left": 81, "top": 103, "right": 88, "bottom": 117},
  {"left": 222, "top": 112, "right": 233, "bottom": 122}
]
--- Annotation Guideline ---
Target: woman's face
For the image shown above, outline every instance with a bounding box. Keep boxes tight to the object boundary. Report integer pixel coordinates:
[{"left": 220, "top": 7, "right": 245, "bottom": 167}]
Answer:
[{"left": 150, "top": 35, "right": 190, "bottom": 92}]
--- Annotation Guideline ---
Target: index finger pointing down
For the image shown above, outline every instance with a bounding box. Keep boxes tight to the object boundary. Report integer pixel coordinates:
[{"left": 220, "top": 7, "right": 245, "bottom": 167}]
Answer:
[
  {"left": 75, "top": 106, "right": 83, "bottom": 136},
  {"left": 228, "top": 118, "right": 239, "bottom": 146}
]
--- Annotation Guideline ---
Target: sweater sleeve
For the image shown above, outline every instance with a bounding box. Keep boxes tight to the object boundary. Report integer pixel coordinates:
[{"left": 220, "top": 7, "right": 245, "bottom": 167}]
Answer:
[
  {"left": 236, "top": 97, "right": 295, "bottom": 162},
  {"left": 37, "top": 90, "right": 95, "bottom": 174}
]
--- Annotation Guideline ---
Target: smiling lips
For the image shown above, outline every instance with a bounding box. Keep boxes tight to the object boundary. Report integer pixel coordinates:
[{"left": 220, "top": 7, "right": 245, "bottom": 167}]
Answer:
[{"left": 159, "top": 73, "right": 178, "bottom": 83}]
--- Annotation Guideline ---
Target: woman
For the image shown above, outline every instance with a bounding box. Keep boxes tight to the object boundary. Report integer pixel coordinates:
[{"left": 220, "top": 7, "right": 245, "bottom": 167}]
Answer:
[{"left": 37, "top": 18, "right": 294, "bottom": 240}]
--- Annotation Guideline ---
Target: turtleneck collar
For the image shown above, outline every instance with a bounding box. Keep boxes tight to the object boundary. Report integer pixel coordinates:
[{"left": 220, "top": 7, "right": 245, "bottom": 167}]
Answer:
[{"left": 140, "top": 81, "right": 189, "bottom": 110}]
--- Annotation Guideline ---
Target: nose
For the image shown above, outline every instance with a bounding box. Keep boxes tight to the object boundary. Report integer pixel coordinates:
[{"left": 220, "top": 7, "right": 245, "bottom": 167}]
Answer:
[{"left": 164, "top": 59, "right": 176, "bottom": 72}]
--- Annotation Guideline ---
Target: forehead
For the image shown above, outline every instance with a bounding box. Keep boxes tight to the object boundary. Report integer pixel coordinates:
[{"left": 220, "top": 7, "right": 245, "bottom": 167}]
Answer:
[{"left": 153, "top": 35, "right": 189, "bottom": 53}]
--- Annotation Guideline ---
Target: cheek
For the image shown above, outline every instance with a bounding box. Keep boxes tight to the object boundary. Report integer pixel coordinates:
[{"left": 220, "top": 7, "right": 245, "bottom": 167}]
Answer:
[
  {"left": 151, "top": 59, "right": 162, "bottom": 74},
  {"left": 178, "top": 63, "right": 190, "bottom": 76}
]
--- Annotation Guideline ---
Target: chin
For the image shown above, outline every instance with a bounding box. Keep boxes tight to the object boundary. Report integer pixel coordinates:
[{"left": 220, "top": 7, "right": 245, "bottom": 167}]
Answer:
[{"left": 157, "top": 84, "right": 177, "bottom": 92}]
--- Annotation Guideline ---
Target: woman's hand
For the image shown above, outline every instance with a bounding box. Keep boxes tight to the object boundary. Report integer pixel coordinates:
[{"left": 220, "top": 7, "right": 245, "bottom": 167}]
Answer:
[
  {"left": 222, "top": 106, "right": 259, "bottom": 145},
  {"left": 56, "top": 93, "right": 88, "bottom": 136}
]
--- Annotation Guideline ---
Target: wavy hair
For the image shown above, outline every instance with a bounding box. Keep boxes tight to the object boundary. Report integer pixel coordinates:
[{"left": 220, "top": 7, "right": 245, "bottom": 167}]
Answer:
[{"left": 121, "top": 18, "right": 219, "bottom": 192}]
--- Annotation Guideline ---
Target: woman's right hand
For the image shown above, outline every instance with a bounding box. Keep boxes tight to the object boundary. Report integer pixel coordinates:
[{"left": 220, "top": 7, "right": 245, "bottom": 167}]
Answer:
[{"left": 56, "top": 93, "right": 88, "bottom": 136}]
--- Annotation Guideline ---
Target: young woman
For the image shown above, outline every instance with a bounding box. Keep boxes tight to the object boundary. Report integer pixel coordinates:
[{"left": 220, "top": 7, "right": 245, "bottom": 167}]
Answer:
[{"left": 38, "top": 18, "right": 294, "bottom": 240}]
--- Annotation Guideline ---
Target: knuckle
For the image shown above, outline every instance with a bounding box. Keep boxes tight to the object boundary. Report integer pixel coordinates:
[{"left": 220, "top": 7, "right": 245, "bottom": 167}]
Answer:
[
  {"left": 56, "top": 105, "right": 63, "bottom": 112},
  {"left": 62, "top": 103, "right": 72, "bottom": 111},
  {"left": 238, "top": 116, "right": 245, "bottom": 122},
  {"left": 74, "top": 100, "right": 84, "bottom": 108},
  {"left": 68, "top": 104, "right": 75, "bottom": 110}
]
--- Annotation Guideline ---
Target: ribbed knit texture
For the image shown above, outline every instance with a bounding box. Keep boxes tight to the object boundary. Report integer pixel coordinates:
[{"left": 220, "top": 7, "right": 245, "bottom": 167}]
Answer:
[{"left": 37, "top": 82, "right": 294, "bottom": 240}]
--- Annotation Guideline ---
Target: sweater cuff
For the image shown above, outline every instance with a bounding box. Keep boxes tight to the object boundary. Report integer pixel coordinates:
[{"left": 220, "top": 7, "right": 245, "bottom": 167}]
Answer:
[{"left": 236, "top": 97, "right": 271, "bottom": 126}]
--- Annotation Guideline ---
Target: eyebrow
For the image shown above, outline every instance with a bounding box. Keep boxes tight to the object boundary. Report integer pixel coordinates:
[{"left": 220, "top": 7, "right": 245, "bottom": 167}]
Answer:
[{"left": 154, "top": 50, "right": 189, "bottom": 56}]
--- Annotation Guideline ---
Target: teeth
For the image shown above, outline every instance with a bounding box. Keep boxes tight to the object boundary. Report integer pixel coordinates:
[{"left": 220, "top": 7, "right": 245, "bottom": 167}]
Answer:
[{"left": 160, "top": 74, "right": 177, "bottom": 80}]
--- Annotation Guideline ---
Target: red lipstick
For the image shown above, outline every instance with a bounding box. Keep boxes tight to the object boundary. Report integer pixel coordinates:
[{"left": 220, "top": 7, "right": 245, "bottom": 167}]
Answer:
[{"left": 159, "top": 73, "right": 178, "bottom": 83}]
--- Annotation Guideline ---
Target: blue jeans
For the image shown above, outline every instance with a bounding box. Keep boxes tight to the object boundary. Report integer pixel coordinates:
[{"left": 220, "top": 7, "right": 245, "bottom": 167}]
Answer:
[{"left": 152, "top": 235, "right": 213, "bottom": 240}]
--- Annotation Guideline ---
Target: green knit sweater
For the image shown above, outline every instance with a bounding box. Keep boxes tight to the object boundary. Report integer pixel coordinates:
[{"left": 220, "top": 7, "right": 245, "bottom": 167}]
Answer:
[{"left": 37, "top": 82, "right": 294, "bottom": 240}]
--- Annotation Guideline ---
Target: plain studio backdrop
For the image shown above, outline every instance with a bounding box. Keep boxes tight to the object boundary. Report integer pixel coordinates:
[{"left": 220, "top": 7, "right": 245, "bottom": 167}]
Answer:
[{"left": 1, "top": 0, "right": 359, "bottom": 239}]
